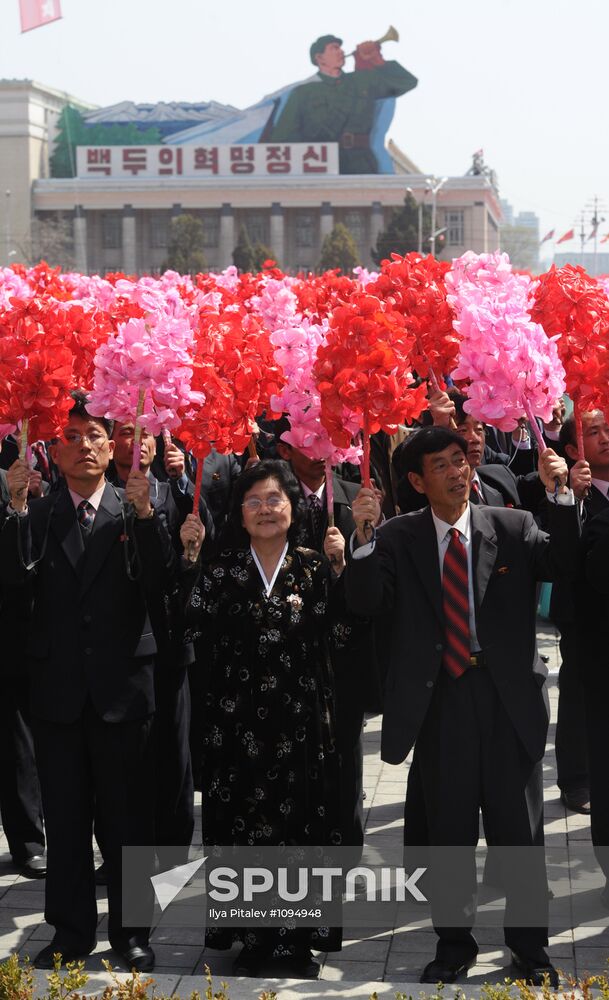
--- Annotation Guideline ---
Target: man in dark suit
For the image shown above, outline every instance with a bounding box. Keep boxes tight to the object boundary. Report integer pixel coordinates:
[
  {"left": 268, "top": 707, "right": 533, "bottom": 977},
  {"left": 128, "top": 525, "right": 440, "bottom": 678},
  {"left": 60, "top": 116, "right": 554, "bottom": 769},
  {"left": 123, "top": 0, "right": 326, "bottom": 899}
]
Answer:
[
  {"left": 0, "top": 395, "right": 179, "bottom": 972},
  {"left": 107, "top": 422, "right": 214, "bottom": 856},
  {"left": 108, "top": 424, "right": 215, "bottom": 546},
  {"left": 0, "top": 469, "right": 46, "bottom": 879},
  {"left": 276, "top": 428, "right": 382, "bottom": 851},
  {"left": 551, "top": 411, "right": 609, "bottom": 815},
  {"left": 151, "top": 434, "right": 239, "bottom": 789},
  {"left": 345, "top": 427, "right": 580, "bottom": 986},
  {"left": 577, "top": 497, "right": 609, "bottom": 900},
  {"left": 152, "top": 434, "right": 240, "bottom": 539},
  {"left": 428, "top": 391, "right": 545, "bottom": 510},
  {"left": 396, "top": 396, "right": 546, "bottom": 870}
]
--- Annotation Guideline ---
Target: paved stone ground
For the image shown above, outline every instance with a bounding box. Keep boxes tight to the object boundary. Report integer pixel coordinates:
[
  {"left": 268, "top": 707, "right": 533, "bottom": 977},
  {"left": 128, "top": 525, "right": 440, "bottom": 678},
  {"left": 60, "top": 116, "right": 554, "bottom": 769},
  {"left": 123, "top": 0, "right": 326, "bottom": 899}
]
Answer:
[{"left": 1, "top": 621, "right": 608, "bottom": 997}]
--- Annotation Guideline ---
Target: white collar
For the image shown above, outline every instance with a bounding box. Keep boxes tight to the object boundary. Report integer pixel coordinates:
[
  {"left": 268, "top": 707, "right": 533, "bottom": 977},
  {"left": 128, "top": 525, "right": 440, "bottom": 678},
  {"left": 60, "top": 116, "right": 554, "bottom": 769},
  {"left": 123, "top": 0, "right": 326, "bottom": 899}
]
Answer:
[
  {"left": 431, "top": 504, "right": 471, "bottom": 545},
  {"left": 301, "top": 480, "right": 325, "bottom": 501},
  {"left": 68, "top": 482, "right": 106, "bottom": 512},
  {"left": 250, "top": 542, "right": 289, "bottom": 597}
]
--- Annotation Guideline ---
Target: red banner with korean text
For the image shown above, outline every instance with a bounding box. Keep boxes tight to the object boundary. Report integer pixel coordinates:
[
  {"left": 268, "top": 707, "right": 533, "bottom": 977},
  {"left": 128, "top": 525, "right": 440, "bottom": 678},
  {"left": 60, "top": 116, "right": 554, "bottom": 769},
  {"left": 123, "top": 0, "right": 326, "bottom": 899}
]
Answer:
[{"left": 19, "top": 0, "right": 62, "bottom": 33}]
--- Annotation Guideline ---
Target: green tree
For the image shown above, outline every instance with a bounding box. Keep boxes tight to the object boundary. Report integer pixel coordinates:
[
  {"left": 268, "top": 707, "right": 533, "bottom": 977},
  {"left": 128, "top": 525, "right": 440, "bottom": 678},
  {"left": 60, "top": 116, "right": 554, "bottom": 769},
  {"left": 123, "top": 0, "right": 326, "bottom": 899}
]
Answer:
[
  {"left": 50, "top": 105, "right": 162, "bottom": 178},
  {"left": 252, "top": 242, "right": 276, "bottom": 271},
  {"left": 318, "top": 223, "right": 360, "bottom": 273},
  {"left": 232, "top": 224, "right": 256, "bottom": 273},
  {"left": 164, "top": 214, "right": 208, "bottom": 275},
  {"left": 21, "top": 214, "right": 76, "bottom": 270},
  {"left": 50, "top": 106, "right": 88, "bottom": 177},
  {"left": 371, "top": 192, "right": 435, "bottom": 265}
]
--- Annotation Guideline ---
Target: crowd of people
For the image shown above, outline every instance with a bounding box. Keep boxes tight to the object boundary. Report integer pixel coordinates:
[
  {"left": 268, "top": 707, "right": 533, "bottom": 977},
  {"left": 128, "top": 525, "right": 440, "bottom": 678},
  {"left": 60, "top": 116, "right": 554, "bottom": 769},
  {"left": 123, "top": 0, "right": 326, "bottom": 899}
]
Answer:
[{"left": 1, "top": 387, "right": 608, "bottom": 986}]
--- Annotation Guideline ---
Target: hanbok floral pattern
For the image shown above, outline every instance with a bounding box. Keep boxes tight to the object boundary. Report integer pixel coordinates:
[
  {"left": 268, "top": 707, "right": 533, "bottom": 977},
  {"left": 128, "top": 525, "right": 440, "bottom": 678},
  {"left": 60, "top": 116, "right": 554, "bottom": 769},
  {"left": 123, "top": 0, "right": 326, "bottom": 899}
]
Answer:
[{"left": 187, "top": 545, "right": 343, "bottom": 955}]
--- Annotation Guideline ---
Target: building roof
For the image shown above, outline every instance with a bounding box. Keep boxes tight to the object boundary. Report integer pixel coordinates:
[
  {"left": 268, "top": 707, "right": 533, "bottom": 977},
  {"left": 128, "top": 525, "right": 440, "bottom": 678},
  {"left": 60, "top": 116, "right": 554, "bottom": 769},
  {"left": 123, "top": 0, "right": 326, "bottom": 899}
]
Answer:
[{"left": 0, "top": 78, "right": 96, "bottom": 109}]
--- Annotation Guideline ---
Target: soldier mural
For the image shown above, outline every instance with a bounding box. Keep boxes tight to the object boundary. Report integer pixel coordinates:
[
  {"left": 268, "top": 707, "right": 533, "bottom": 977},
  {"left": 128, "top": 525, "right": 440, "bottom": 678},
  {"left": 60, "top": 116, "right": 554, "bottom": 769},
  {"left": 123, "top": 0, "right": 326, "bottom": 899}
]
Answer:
[
  {"left": 270, "top": 31, "right": 417, "bottom": 174},
  {"left": 50, "top": 25, "right": 417, "bottom": 178}
]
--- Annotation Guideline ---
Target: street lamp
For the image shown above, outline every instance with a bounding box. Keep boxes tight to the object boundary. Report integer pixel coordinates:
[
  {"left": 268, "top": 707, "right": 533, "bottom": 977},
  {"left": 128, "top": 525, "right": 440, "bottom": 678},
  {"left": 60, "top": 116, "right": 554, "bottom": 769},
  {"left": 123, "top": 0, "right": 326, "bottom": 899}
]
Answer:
[
  {"left": 429, "top": 226, "right": 447, "bottom": 247},
  {"left": 427, "top": 177, "right": 448, "bottom": 256}
]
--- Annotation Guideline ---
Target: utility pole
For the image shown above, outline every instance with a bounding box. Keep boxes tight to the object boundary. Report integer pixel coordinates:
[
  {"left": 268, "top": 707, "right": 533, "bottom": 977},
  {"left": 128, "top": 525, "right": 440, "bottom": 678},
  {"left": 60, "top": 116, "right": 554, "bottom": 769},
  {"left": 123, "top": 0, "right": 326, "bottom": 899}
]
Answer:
[{"left": 589, "top": 195, "right": 606, "bottom": 277}]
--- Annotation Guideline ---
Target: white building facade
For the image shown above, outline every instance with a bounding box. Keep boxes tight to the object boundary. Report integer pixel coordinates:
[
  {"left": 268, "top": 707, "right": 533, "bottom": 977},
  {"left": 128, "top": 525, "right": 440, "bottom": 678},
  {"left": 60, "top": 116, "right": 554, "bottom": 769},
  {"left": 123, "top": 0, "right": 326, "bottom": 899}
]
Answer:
[{"left": 1, "top": 79, "right": 503, "bottom": 274}]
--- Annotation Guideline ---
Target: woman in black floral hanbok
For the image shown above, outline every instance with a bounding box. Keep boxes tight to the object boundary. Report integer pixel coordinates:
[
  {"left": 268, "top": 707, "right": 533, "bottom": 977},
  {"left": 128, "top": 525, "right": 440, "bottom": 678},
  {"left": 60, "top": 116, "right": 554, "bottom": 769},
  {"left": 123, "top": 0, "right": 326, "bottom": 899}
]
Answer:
[{"left": 186, "top": 460, "right": 347, "bottom": 977}]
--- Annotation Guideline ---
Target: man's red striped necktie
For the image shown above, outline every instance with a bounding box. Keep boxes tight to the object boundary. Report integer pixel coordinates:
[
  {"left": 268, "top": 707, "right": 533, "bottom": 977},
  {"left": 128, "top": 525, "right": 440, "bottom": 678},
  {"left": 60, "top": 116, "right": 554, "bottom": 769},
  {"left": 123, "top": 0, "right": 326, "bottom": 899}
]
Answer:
[
  {"left": 441, "top": 528, "right": 470, "bottom": 679},
  {"left": 470, "top": 479, "right": 485, "bottom": 504}
]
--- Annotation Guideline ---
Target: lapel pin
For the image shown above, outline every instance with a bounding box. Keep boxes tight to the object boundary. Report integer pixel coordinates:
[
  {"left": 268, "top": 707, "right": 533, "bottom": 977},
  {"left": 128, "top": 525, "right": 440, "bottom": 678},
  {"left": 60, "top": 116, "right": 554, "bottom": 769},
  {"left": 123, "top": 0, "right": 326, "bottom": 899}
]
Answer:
[{"left": 498, "top": 565, "right": 509, "bottom": 574}]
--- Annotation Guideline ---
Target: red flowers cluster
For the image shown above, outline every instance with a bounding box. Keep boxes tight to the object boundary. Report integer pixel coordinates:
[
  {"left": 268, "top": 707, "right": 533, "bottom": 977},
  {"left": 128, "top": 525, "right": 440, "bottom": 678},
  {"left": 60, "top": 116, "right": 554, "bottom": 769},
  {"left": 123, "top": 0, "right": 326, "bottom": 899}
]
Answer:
[
  {"left": 531, "top": 264, "right": 609, "bottom": 414},
  {"left": 10, "top": 261, "right": 69, "bottom": 301},
  {"left": 313, "top": 291, "right": 427, "bottom": 482},
  {"left": 0, "top": 295, "right": 74, "bottom": 442},
  {"left": 178, "top": 309, "right": 284, "bottom": 459},
  {"left": 368, "top": 253, "right": 458, "bottom": 383},
  {"left": 46, "top": 302, "right": 116, "bottom": 391},
  {"left": 295, "top": 270, "right": 356, "bottom": 323}
]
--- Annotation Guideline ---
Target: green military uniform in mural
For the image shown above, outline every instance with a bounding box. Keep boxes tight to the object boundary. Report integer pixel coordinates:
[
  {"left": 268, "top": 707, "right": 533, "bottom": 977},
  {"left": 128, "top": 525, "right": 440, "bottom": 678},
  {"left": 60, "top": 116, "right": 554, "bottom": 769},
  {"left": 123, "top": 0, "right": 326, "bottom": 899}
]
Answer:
[{"left": 270, "top": 33, "right": 417, "bottom": 174}]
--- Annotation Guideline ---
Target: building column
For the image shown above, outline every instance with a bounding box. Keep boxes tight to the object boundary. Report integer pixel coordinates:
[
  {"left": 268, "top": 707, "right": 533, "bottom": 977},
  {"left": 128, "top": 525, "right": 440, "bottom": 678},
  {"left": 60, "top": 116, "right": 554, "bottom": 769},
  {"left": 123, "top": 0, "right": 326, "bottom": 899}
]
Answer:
[
  {"left": 122, "top": 204, "right": 136, "bottom": 274},
  {"left": 270, "top": 202, "right": 285, "bottom": 266},
  {"left": 320, "top": 201, "right": 334, "bottom": 243},
  {"left": 73, "top": 206, "right": 87, "bottom": 274},
  {"left": 370, "top": 201, "right": 384, "bottom": 260},
  {"left": 471, "top": 201, "right": 487, "bottom": 253},
  {"left": 219, "top": 203, "right": 235, "bottom": 269}
]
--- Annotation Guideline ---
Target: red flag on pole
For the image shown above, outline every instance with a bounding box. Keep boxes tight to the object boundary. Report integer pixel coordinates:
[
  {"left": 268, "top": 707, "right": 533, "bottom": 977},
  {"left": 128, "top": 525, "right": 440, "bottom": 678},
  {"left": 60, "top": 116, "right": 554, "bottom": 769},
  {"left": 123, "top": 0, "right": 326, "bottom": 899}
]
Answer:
[
  {"left": 587, "top": 223, "right": 599, "bottom": 242},
  {"left": 19, "top": 0, "right": 62, "bottom": 32},
  {"left": 556, "top": 228, "right": 575, "bottom": 245},
  {"left": 601, "top": 233, "right": 609, "bottom": 245},
  {"left": 540, "top": 229, "right": 555, "bottom": 244}
]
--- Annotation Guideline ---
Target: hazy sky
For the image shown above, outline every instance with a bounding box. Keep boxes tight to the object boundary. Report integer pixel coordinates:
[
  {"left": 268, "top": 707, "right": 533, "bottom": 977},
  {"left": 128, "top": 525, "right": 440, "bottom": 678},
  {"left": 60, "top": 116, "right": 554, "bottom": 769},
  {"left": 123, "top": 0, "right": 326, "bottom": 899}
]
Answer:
[{"left": 3, "top": 0, "right": 608, "bottom": 262}]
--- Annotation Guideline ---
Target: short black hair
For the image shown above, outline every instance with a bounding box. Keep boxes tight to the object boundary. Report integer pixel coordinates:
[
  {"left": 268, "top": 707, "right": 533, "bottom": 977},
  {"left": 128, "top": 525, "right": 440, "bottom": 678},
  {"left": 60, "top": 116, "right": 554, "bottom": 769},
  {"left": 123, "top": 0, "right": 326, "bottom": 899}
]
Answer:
[
  {"left": 559, "top": 413, "right": 577, "bottom": 453},
  {"left": 447, "top": 391, "right": 470, "bottom": 427},
  {"left": 69, "top": 391, "right": 113, "bottom": 437},
  {"left": 310, "top": 33, "right": 342, "bottom": 64},
  {"left": 271, "top": 415, "right": 291, "bottom": 444},
  {"left": 399, "top": 426, "right": 468, "bottom": 477},
  {"left": 228, "top": 459, "right": 305, "bottom": 547}
]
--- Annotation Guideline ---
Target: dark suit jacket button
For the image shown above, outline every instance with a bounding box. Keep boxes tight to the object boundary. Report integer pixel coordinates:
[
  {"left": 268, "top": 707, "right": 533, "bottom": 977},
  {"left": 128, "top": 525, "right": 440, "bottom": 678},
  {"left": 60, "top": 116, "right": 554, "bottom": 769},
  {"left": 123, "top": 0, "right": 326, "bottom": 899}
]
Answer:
[
  {"left": 83, "top": 614, "right": 92, "bottom": 625},
  {"left": 435, "top": 643, "right": 443, "bottom": 652},
  {"left": 426, "top": 680, "right": 434, "bottom": 688},
  {"left": 85, "top": 647, "right": 92, "bottom": 655}
]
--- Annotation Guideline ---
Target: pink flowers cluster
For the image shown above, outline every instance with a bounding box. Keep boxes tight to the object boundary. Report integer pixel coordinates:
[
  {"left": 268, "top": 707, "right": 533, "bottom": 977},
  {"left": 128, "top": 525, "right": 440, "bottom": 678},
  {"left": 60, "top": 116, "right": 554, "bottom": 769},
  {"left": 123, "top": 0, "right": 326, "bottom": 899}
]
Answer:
[
  {"left": 447, "top": 252, "right": 566, "bottom": 431},
  {"left": 89, "top": 314, "right": 204, "bottom": 436},
  {"left": 86, "top": 271, "right": 211, "bottom": 436},
  {"left": 0, "top": 267, "right": 33, "bottom": 309}
]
